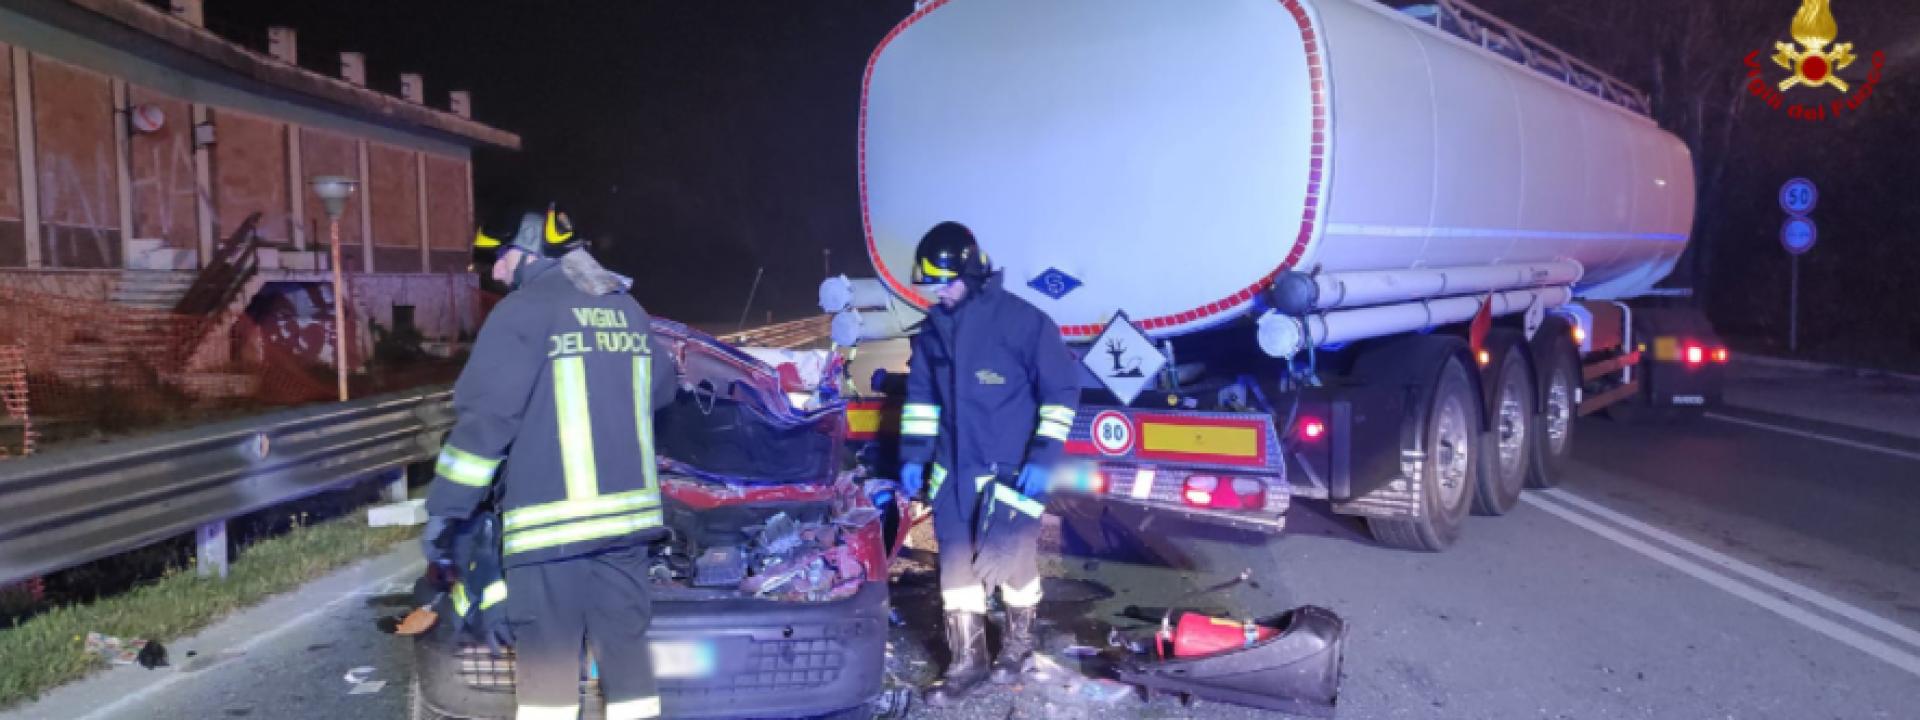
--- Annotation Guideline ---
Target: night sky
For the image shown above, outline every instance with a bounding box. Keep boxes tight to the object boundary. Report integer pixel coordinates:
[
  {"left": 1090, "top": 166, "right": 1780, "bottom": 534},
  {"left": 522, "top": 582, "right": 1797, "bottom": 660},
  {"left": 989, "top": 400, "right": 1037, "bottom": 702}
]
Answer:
[{"left": 206, "top": 1, "right": 1920, "bottom": 368}]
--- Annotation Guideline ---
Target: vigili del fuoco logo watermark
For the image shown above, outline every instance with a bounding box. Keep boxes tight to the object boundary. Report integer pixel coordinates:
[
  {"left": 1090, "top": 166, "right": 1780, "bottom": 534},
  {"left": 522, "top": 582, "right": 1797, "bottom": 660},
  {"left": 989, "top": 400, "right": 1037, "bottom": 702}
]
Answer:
[{"left": 1744, "top": 0, "right": 1886, "bottom": 121}]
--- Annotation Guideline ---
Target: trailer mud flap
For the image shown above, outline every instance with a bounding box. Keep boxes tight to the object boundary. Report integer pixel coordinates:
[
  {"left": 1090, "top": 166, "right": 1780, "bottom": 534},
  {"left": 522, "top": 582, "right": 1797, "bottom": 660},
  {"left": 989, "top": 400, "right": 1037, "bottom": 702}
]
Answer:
[{"left": 1115, "top": 605, "right": 1346, "bottom": 717}]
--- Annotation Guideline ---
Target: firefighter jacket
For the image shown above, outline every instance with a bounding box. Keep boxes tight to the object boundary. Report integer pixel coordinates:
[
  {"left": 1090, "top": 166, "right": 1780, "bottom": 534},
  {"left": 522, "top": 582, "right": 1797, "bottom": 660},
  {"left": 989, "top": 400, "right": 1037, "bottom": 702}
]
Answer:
[
  {"left": 427, "top": 257, "right": 679, "bottom": 567},
  {"left": 899, "top": 273, "right": 1080, "bottom": 498}
]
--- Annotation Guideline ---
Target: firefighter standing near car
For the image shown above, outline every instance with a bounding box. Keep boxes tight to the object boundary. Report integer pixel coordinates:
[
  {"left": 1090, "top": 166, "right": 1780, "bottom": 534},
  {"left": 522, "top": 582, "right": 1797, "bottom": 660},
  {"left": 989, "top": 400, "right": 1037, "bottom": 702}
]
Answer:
[
  {"left": 897, "top": 221, "right": 1081, "bottom": 705},
  {"left": 423, "top": 203, "right": 679, "bottom": 720}
]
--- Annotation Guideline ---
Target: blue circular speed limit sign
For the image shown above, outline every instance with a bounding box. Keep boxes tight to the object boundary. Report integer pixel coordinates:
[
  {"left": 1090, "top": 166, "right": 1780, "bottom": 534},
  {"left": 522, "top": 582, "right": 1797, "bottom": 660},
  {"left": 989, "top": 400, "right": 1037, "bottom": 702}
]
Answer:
[
  {"left": 1781, "top": 216, "right": 1817, "bottom": 255},
  {"left": 1779, "top": 178, "right": 1818, "bottom": 216}
]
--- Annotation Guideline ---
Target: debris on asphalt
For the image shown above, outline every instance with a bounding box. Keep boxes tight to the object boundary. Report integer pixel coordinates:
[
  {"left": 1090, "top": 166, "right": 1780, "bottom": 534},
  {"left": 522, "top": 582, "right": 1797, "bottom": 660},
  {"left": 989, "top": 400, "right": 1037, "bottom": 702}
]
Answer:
[
  {"left": 869, "top": 686, "right": 913, "bottom": 718},
  {"left": 136, "top": 640, "right": 168, "bottom": 669},
  {"left": 83, "top": 631, "right": 157, "bottom": 666}
]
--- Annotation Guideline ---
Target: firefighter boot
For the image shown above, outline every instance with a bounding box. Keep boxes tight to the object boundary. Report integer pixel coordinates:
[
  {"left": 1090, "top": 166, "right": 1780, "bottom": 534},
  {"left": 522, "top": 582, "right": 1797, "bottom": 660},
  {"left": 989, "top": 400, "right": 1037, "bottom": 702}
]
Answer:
[
  {"left": 991, "top": 605, "right": 1038, "bottom": 683},
  {"left": 926, "top": 612, "right": 990, "bottom": 706}
]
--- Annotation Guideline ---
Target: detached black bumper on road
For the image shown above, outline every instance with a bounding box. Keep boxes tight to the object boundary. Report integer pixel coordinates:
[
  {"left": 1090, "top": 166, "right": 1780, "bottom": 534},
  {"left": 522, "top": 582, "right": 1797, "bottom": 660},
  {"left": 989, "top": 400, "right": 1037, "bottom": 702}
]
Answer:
[{"left": 412, "top": 581, "right": 888, "bottom": 719}]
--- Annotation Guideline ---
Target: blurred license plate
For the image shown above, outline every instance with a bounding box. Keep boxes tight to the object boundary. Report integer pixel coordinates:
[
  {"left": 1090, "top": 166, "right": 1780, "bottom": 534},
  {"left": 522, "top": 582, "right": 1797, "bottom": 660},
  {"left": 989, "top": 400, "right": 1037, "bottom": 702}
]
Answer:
[{"left": 650, "top": 640, "right": 717, "bottom": 679}]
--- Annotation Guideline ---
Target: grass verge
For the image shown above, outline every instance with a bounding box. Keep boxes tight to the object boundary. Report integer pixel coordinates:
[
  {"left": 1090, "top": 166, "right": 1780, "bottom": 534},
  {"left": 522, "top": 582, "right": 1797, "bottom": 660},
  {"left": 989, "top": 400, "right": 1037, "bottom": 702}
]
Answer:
[{"left": 0, "top": 510, "right": 418, "bottom": 709}]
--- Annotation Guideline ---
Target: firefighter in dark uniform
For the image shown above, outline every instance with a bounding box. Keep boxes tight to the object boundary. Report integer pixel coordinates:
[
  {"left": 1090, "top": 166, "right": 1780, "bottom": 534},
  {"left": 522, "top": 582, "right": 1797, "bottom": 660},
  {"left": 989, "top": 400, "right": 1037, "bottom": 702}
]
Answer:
[
  {"left": 423, "top": 203, "right": 679, "bottom": 720},
  {"left": 897, "top": 221, "right": 1081, "bottom": 705}
]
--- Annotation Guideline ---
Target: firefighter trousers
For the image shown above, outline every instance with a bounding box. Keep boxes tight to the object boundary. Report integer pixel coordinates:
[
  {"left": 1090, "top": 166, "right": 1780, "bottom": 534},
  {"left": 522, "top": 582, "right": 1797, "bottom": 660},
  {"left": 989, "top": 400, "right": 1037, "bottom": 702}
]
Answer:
[
  {"left": 931, "top": 466, "right": 1042, "bottom": 614},
  {"left": 506, "top": 546, "right": 658, "bottom": 720}
]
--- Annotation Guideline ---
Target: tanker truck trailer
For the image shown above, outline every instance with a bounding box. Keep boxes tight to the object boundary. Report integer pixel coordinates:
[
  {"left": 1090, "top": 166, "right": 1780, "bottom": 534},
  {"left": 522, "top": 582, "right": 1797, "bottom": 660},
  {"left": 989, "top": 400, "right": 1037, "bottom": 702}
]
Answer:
[{"left": 823, "top": 0, "right": 1728, "bottom": 551}]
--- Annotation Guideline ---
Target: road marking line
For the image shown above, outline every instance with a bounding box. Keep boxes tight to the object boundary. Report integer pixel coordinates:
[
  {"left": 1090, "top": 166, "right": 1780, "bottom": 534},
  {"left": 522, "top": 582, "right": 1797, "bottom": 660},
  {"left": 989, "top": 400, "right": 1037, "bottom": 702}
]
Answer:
[
  {"left": 1521, "top": 493, "right": 1920, "bottom": 678},
  {"left": 1705, "top": 412, "right": 1920, "bottom": 463},
  {"left": 1540, "top": 488, "right": 1920, "bottom": 650},
  {"left": 73, "top": 559, "right": 425, "bottom": 720}
]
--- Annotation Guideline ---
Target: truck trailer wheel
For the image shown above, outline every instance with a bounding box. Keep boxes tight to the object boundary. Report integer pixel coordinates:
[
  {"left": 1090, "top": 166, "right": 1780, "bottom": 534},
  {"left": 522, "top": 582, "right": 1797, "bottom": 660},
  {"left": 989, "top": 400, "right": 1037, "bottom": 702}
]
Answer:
[
  {"left": 1370, "top": 355, "right": 1480, "bottom": 551},
  {"left": 1527, "top": 330, "right": 1578, "bottom": 489},
  {"left": 1473, "top": 337, "right": 1533, "bottom": 516}
]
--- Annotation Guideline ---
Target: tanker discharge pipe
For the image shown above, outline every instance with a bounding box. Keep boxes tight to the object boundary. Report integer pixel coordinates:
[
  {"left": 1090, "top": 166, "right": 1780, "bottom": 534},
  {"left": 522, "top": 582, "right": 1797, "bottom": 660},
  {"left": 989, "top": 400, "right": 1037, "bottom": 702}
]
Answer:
[
  {"left": 1269, "top": 261, "right": 1583, "bottom": 314},
  {"left": 1257, "top": 286, "right": 1573, "bottom": 358},
  {"left": 820, "top": 276, "right": 927, "bottom": 345}
]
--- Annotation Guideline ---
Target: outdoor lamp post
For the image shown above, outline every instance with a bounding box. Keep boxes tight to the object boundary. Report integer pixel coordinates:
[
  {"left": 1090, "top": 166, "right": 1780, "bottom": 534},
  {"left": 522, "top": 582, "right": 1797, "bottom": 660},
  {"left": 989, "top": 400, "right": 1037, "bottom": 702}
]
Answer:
[{"left": 310, "top": 175, "right": 358, "bottom": 402}]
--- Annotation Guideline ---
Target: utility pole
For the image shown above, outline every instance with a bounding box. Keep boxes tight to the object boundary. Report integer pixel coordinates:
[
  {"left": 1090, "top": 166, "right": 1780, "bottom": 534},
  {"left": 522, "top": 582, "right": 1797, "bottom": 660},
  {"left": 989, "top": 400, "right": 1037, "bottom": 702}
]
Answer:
[{"left": 736, "top": 266, "right": 765, "bottom": 331}]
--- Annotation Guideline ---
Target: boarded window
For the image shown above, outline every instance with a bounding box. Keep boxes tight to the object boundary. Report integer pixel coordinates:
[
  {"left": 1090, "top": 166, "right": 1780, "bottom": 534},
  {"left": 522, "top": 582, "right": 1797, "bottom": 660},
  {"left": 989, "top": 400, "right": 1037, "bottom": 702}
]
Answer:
[
  {"left": 128, "top": 87, "right": 196, "bottom": 251},
  {"left": 211, "top": 109, "right": 290, "bottom": 244},
  {"left": 31, "top": 55, "right": 119, "bottom": 268},
  {"left": 368, "top": 143, "right": 421, "bottom": 272},
  {"left": 424, "top": 154, "right": 471, "bottom": 272},
  {"left": 369, "top": 144, "right": 420, "bottom": 249},
  {"left": 299, "top": 128, "right": 361, "bottom": 269}
]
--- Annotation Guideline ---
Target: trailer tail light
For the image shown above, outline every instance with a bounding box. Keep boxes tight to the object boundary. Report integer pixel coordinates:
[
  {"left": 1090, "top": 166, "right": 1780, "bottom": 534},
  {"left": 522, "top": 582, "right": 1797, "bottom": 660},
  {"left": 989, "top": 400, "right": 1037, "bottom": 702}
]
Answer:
[
  {"left": 1180, "top": 475, "right": 1266, "bottom": 510},
  {"left": 1297, "top": 417, "right": 1326, "bottom": 442},
  {"left": 1712, "top": 348, "right": 1729, "bottom": 364},
  {"left": 1684, "top": 345, "right": 1704, "bottom": 366}
]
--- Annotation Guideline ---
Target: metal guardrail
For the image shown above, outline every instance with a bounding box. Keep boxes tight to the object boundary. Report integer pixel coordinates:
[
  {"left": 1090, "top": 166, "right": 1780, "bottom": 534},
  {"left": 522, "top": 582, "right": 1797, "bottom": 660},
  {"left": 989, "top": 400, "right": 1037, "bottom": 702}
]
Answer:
[{"left": 0, "top": 387, "right": 453, "bottom": 584}]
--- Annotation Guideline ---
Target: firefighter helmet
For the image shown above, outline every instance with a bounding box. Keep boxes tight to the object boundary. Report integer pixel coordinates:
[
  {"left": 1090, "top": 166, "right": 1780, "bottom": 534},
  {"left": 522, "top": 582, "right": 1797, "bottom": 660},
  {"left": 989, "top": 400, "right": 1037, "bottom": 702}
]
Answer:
[
  {"left": 912, "top": 221, "right": 990, "bottom": 285},
  {"left": 473, "top": 202, "right": 582, "bottom": 266}
]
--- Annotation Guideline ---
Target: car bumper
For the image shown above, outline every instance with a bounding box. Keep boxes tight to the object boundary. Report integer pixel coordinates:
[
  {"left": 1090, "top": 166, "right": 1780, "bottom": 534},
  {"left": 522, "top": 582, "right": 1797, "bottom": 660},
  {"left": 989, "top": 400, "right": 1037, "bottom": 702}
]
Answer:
[{"left": 413, "top": 580, "right": 888, "bottom": 719}]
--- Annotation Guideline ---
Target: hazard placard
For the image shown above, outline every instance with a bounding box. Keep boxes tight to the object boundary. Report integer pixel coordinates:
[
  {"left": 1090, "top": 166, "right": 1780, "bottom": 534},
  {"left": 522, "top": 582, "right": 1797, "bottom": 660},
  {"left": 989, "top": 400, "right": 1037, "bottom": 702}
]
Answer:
[{"left": 1082, "top": 312, "right": 1165, "bottom": 406}]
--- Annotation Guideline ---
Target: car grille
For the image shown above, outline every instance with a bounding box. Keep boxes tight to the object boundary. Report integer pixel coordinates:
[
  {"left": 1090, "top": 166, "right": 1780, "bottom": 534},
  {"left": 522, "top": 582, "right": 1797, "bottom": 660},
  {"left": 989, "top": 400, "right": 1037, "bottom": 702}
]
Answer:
[{"left": 454, "top": 638, "right": 847, "bottom": 693}]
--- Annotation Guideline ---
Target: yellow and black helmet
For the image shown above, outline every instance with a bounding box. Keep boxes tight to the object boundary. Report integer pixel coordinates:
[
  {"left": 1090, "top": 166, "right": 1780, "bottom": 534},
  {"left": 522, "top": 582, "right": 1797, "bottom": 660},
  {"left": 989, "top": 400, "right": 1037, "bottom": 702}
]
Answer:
[
  {"left": 911, "top": 221, "right": 990, "bottom": 286},
  {"left": 473, "top": 202, "right": 582, "bottom": 264}
]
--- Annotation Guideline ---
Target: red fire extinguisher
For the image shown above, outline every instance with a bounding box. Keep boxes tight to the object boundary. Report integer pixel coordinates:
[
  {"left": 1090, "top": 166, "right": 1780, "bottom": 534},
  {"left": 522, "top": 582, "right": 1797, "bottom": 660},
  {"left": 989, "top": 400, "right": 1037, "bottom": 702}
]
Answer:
[
  {"left": 1169, "top": 612, "right": 1278, "bottom": 658},
  {"left": 1152, "top": 569, "right": 1276, "bottom": 659}
]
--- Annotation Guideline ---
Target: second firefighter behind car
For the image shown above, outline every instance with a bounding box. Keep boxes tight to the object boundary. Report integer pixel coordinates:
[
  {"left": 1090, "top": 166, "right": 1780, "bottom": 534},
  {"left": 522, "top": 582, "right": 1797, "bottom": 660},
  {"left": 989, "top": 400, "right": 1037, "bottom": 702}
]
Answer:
[
  {"left": 896, "top": 221, "right": 1081, "bottom": 705},
  {"left": 424, "top": 203, "right": 680, "bottom": 720}
]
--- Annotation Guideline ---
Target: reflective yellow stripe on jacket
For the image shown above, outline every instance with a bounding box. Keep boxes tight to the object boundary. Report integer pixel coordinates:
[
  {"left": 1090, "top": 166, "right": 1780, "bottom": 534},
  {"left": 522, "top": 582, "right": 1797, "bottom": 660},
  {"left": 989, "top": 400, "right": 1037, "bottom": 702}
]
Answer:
[
  {"left": 500, "top": 354, "right": 664, "bottom": 557},
  {"left": 435, "top": 445, "right": 500, "bottom": 487},
  {"left": 1036, "top": 404, "right": 1075, "bottom": 443},
  {"left": 901, "top": 403, "right": 941, "bottom": 437}
]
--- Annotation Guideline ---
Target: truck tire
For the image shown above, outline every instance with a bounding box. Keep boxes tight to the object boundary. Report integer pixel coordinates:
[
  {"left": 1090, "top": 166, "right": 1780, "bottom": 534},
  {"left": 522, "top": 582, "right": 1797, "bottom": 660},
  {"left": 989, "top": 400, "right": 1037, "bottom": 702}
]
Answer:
[
  {"left": 1370, "top": 355, "right": 1480, "bottom": 551},
  {"left": 1527, "top": 334, "right": 1578, "bottom": 489},
  {"left": 1473, "top": 338, "right": 1532, "bottom": 516}
]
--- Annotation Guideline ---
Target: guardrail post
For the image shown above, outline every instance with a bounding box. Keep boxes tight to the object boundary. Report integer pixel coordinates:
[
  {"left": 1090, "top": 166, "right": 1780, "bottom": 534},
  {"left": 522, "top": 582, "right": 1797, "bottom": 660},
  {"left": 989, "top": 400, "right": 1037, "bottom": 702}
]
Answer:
[
  {"left": 380, "top": 467, "right": 409, "bottom": 503},
  {"left": 196, "top": 521, "right": 229, "bottom": 579}
]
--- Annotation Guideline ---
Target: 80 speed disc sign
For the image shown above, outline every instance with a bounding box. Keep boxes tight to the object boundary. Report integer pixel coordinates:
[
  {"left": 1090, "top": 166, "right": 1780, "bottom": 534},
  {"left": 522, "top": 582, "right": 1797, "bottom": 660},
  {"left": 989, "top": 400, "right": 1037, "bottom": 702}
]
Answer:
[{"left": 1091, "top": 410, "right": 1135, "bottom": 456}]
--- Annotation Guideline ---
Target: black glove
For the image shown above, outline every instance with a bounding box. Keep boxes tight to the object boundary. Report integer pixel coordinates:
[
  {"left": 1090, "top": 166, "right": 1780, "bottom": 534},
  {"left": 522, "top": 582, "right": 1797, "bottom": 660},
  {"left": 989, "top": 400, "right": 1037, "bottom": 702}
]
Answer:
[
  {"left": 972, "top": 478, "right": 1046, "bottom": 589},
  {"left": 422, "top": 516, "right": 457, "bottom": 572}
]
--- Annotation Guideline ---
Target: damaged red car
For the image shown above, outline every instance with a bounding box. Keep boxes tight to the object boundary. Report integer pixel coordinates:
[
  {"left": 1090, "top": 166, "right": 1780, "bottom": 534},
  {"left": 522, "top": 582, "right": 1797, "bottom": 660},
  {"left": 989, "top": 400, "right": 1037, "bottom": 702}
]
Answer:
[{"left": 409, "top": 320, "right": 892, "bottom": 719}]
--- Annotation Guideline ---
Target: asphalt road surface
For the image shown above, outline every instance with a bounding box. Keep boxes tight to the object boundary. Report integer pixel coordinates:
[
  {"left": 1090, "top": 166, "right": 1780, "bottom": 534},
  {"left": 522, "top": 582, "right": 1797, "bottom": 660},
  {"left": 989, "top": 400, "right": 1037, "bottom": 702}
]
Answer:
[{"left": 12, "top": 362, "right": 1918, "bottom": 720}]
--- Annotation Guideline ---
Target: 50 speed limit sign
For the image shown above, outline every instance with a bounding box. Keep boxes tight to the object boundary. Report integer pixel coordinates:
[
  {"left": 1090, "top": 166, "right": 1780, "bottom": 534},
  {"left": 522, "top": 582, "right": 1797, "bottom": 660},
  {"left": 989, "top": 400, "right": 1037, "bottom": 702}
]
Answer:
[{"left": 1091, "top": 410, "right": 1136, "bottom": 456}]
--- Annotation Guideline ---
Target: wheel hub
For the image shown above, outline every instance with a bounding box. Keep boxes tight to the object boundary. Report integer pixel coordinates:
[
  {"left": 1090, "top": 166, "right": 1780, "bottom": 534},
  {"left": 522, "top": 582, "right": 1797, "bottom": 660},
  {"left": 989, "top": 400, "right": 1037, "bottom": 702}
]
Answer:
[
  {"left": 1433, "top": 396, "right": 1471, "bottom": 506},
  {"left": 1546, "top": 375, "right": 1572, "bottom": 453},
  {"left": 1497, "top": 377, "right": 1528, "bottom": 476}
]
